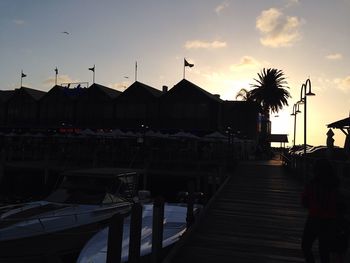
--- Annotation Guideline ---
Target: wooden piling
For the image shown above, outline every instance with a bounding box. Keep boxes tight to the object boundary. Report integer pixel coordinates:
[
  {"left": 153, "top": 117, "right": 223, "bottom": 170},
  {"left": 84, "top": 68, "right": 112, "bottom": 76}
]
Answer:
[
  {"left": 151, "top": 197, "right": 164, "bottom": 263},
  {"left": 106, "top": 213, "right": 124, "bottom": 263},
  {"left": 128, "top": 203, "right": 142, "bottom": 263},
  {"left": 186, "top": 181, "right": 195, "bottom": 228},
  {"left": 0, "top": 148, "right": 5, "bottom": 184}
]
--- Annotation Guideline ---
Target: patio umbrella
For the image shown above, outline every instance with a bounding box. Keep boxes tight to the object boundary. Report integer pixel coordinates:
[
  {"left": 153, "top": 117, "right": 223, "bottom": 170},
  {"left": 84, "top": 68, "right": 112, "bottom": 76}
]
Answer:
[
  {"left": 204, "top": 131, "right": 228, "bottom": 142},
  {"left": 170, "top": 131, "right": 199, "bottom": 139}
]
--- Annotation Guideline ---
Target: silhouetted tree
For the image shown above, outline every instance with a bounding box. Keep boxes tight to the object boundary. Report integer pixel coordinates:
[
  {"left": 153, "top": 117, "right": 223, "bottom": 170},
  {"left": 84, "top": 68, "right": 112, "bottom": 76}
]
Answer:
[
  {"left": 235, "top": 88, "right": 253, "bottom": 101},
  {"left": 249, "top": 68, "right": 291, "bottom": 114}
]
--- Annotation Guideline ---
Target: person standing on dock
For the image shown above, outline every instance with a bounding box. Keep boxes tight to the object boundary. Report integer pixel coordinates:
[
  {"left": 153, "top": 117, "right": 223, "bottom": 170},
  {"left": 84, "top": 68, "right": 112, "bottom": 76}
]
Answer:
[{"left": 301, "top": 159, "right": 343, "bottom": 263}]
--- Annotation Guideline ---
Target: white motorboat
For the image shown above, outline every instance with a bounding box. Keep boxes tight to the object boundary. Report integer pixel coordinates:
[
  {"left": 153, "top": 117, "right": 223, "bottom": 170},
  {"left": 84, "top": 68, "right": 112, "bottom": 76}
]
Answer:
[
  {"left": 77, "top": 202, "right": 201, "bottom": 263},
  {"left": 0, "top": 168, "right": 140, "bottom": 262}
]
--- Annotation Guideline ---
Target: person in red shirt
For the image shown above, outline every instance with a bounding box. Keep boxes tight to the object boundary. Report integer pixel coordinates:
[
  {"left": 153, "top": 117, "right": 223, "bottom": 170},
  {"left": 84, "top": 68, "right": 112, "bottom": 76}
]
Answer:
[{"left": 301, "top": 158, "right": 340, "bottom": 263}]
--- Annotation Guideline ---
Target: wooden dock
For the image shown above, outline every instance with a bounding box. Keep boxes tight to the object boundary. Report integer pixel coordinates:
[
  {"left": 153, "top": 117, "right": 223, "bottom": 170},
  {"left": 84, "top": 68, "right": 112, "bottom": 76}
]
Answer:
[{"left": 163, "top": 160, "right": 308, "bottom": 263}]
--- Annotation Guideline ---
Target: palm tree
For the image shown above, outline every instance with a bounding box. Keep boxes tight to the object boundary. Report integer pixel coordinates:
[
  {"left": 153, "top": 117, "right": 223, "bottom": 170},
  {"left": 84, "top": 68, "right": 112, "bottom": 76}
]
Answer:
[
  {"left": 235, "top": 88, "right": 253, "bottom": 101},
  {"left": 249, "top": 68, "right": 291, "bottom": 113}
]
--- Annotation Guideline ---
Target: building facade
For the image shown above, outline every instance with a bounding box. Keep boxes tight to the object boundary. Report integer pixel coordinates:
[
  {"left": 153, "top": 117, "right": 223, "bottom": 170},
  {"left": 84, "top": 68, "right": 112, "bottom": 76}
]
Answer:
[{"left": 0, "top": 79, "right": 267, "bottom": 141}]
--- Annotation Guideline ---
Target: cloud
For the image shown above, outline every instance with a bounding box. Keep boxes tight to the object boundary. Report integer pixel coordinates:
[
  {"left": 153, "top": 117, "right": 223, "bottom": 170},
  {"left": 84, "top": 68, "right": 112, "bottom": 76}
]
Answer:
[
  {"left": 334, "top": 76, "right": 350, "bottom": 92},
  {"left": 230, "top": 56, "right": 261, "bottom": 70},
  {"left": 13, "top": 19, "right": 25, "bottom": 25},
  {"left": 286, "top": 0, "right": 299, "bottom": 7},
  {"left": 229, "top": 56, "right": 268, "bottom": 75},
  {"left": 215, "top": 2, "right": 229, "bottom": 15},
  {"left": 256, "top": 8, "right": 303, "bottom": 47},
  {"left": 184, "top": 40, "right": 227, "bottom": 49},
  {"left": 325, "top": 53, "right": 343, "bottom": 60},
  {"left": 110, "top": 81, "right": 130, "bottom": 91},
  {"left": 43, "top": 75, "right": 79, "bottom": 86}
]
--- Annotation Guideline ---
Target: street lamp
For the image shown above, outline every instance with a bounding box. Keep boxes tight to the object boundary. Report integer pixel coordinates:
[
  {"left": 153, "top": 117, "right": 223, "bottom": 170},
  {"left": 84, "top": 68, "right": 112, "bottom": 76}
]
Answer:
[
  {"left": 298, "top": 78, "right": 315, "bottom": 155},
  {"left": 291, "top": 103, "right": 301, "bottom": 147}
]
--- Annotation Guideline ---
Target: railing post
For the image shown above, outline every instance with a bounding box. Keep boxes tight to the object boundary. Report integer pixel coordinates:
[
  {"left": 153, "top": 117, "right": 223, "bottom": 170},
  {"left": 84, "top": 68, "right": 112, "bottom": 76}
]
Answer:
[
  {"left": 151, "top": 196, "right": 164, "bottom": 263},
  {"left": 106, "top": 213, "right": 124, "bottom": 263},
  {"left": 128, "top": 203, "right": 142, "bottom": 263}
]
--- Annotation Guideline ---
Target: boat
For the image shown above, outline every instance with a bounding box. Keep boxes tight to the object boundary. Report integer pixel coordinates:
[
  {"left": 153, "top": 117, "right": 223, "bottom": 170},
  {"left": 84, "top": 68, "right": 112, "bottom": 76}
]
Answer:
[
  {"left": 77, "top": 202, "right": 202, "bottom": 263},
  {"left": 0, "top": 168, "right": 140, "bottom": 262}
]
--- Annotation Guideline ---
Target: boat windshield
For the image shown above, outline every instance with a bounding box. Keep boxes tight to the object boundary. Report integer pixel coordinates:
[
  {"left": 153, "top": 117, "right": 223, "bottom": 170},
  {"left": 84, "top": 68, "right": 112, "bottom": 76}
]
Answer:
[{"left": 45, "top": 175, "right": 130, "bottom": 205}]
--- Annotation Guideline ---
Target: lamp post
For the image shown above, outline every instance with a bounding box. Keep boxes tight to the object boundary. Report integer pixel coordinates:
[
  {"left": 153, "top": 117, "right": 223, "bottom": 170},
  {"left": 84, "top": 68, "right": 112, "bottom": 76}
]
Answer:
[
  {"left": 298, "top": 79, "right": 315, "bottom": 155},
  {"left": 291, "top": 103, "right": 301, "bottom": 147}
]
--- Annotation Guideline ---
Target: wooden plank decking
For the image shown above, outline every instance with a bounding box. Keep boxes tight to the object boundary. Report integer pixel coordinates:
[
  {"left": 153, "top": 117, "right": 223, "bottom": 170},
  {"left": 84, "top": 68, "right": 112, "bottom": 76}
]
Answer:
[{"left": 164, "top": 160, "right": 307, "bottom": 263}]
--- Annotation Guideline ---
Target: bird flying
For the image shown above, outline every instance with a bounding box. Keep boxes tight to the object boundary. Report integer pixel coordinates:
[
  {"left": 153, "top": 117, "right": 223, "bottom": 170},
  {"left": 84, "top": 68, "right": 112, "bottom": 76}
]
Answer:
[{"left": 61, "top": 31, "right": 69, "bottom": 35}]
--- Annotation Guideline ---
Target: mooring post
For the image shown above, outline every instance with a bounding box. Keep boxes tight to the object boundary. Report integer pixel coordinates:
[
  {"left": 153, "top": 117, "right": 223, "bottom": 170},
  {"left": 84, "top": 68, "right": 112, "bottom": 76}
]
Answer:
[
  {"left": 106, "top": 213, "right": 124, "bottom": 263},
  {"left": 151, "top": 196, "right": 164, "bottom": 263},
  {"left": 186, "top": 181, "right": 195, "bottom": 228},
  {"left": 0, "top": 148, "right": 5, "bottom": 185},
  {"left": 128, "top": 203, "right": 143, "bottom": 263},
  {"left": 44, "top": 146, "right": 49, "bottom": 186},
  {"left": 211, "top": 174, "right": 217, "bottom": 196}
]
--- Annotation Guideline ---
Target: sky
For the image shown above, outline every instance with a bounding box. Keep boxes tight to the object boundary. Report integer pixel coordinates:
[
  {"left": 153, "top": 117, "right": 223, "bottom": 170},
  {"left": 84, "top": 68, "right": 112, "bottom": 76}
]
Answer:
[{"left": 0, "top": 0, "right": 350, "bottom": 147}]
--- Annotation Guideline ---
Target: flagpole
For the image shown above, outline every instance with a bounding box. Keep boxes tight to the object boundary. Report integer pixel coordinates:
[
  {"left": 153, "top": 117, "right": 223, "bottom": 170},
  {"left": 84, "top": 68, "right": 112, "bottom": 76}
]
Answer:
[
  {"left": 183, "top": 59, "right": 186, "bottom": 79},
  {"left": 183, "top": 58, "right": 194, "bottom": 80},
  {"left": 20, "top": 70, "right": 23, "bottom": 87},
  {"left": 55, "top": 67, "right": 58, "bottom": 86},
  {"left": 93, "top": 64, "right": 95, "bottom": 84},
  {"left": 135, "top": 61, "right": 138, "bottom": 82}
]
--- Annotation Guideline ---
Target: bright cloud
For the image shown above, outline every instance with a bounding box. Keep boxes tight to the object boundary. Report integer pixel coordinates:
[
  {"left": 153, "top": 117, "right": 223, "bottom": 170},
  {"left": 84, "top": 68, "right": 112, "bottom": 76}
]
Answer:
[
  {"left": 13, "top": 19, "right": 25, "bottom": 25},
  {"left": 229, "top": 56, "right": 269, "bottom": 78},
  {"left": 184, "top": 40, "right": 227, "bottom": 49},
  {"left": 111, "top": 81, "right": 130, "bottom": 91},
  {"left": 43, "top": 75, "right": 79, "bottom": 87},
  {"left": 334, "top": 76, "right": 350, "bottom": 92},
  {"left": 256, "top": 8, "right": 302, "bottom": 47},
  {"left": 325, "top": 53, "right": 343, "bottom": 60},
  {"left": 230, "top": 56, "right": 262, "bottom": 70},
  {"left": 215, "top": 2, "right": 229, "bottom": 15}
]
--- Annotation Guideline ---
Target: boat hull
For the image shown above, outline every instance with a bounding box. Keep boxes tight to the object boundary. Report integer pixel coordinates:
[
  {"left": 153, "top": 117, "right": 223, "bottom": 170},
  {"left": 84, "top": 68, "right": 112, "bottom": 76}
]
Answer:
[
  {"left": 0, "top": 202, "right": 131, "bottom": 262},
  {"left": 0, "top": 217, "right": 114, "bottom": 262}
]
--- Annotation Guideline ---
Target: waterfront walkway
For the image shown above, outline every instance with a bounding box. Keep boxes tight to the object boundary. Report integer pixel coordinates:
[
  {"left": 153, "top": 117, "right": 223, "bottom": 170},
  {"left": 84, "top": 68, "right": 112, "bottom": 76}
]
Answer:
[{"left": 163, "top": 160, "right": 307, "bottom": 263}]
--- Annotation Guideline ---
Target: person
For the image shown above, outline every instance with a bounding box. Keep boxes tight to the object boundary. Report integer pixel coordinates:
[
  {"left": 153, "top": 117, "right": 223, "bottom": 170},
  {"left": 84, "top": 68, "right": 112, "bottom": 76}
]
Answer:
[{"left": 301, "top": 158, "right": 340, "bottom": 263}]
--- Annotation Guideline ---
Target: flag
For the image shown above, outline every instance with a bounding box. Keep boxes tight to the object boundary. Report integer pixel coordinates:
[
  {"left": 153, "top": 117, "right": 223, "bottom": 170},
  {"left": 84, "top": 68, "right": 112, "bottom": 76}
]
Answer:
[
  {"left": 55, "top": 67, "right": 58, "bottom": 75},
  {"left": 184, "top": 59, "right": 194, "bottom": 68},
  {"left": 21, "top": 72, "right": 26, "bottom": 78},
  {"left": 88, "top": 65, "right": 95, "bottom": 72}
]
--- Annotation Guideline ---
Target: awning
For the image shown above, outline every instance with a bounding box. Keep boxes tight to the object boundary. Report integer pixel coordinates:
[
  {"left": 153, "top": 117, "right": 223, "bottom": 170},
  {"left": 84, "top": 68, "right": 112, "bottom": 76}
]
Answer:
[
  {"left": 327, "top": 117, "right": 350, "bottom": 129},
  {"left": 267, "top": 134, "right": 288, "bottom": 143}
]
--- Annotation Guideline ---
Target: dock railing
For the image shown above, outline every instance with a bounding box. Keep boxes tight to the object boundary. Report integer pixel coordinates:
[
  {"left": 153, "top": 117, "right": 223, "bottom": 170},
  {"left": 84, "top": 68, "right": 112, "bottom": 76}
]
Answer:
[{"left": 284, "top": 155, "right": 350, "bottom": 200}]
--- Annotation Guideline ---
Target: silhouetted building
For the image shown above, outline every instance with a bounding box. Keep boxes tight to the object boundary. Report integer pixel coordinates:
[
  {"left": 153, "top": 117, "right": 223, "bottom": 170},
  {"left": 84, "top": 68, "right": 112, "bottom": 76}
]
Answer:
[
  {"left": 0, "top": 79, "right": 269, "bottom": 144},
  {"left": 7, "top": 87, "right": 46, "bottom": 128},
  {"left": 0, "top": 90, "right": 14, "bottom": 127},
  {"left": 75, "top": 83, "right": 121, "bottom": 128},
  {"left": 39, "top": 85, "right": 85, "bottom": 128},
  {"left": 222, "top": 101, "right": 261, "bottom": 139},
  {"left": 114, "top": 81, "right": 162, "bottom": 129},
  {"left": 159, "top": 79, "right": 223, "bottom": 132}
]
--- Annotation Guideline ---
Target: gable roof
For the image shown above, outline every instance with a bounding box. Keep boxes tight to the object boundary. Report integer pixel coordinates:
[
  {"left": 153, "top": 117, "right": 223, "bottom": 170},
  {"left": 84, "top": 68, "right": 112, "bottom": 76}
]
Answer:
[
  {"left": 166, "top": 79, "right": 223, "bottom": 103},
  {"left": 89, "top": 83, "right": 121, "bottom": 99},
  {"left": 19, "top": 87, "right": 46, "bottom": 100},
  {"left": 129, "top": 81, "right": 162, "bottom": 97},
  {"left": 0, "top": 90, "right": 15, "bottom": 102},
  {"left": 42, "top": 85, "right": 86, "bottom": 100}
]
